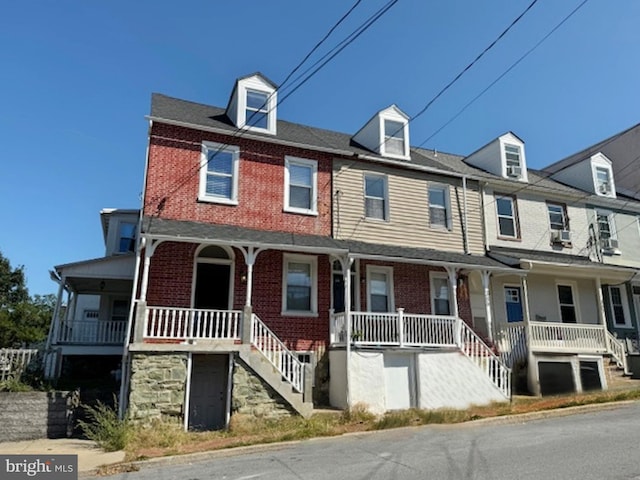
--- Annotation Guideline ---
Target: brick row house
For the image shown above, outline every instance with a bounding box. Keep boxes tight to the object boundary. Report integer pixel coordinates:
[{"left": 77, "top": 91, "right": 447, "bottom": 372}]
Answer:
[{"left": 45, "top": 73, "right": 640, "bottom": 430}]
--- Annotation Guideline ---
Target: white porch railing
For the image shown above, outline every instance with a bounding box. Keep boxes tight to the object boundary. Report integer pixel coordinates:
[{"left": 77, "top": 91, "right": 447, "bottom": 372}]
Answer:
[
  {"left": 331, "top": 310, "right": 458, "bottom": 347},
  {"left": 57, "top": 320, "right": 127, "bottom": 345},
  {"left": 460, "top": 322, "right": 511, "bottom": 398},
  {"left": 143, "top": 306, "right": 242, "bottom": 340},
  {"left": 251, "top": 314, "right": 303, "bottom": 393},
  {"left": 606, "top": 331, "right": 630, "bottom": 375},
  {"left": 496, "top": 324, "right": 527, "bottom": 368},
  {"left": 0, "top": 348, "right": 39, "bottom": 381},
  {"left": 529, "top": 321, "right": 607, "bottom": 353}
]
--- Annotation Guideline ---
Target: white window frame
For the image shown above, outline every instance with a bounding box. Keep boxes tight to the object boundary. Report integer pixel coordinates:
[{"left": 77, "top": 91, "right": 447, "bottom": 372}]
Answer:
[
  {"left": 239, "top": 86, "right": 276, "bottom": 134},
  {"left": 366, "top": 266, "right": 394, "bottom": 313},
  {"left": 495, "top": 194, "right": 519, "bottom": 239},
  {"left": 430, "top": 272, "right": 452, "bottom": 316},
  {"left": 594, "top": 166, "right": 612, "bottom": 196},
  {"left": 556, "top": 282, "right": 580, "bottom": 324},
  {"left": 428, "top": 184, "right": 452, "bottom": 230},
  {"left": 331, "top": 259, "right": 360, "bottom": 313},
  {"left": 608, "top": 285, "right": 632, "bottom": 328},
  {"left": 282, "top": 254, "right": 318, "bottom": 316},
  {"left": 284, "top": 156, "right": 318, "bottom": 215},
  {"left": 364, "top": 173, "right": 389, "bottom": 221},
  {"left": 595, "top": 209, "right": 617, "bottom": 241},
  {"left": 382, "top": 119, "right": 408, "bottom": 158},
  {"left": 198, "top": 142, "right": 240, "bottom": 205},
  {"left": 547, "top": 202, "right": 568, "bottom": 232}
]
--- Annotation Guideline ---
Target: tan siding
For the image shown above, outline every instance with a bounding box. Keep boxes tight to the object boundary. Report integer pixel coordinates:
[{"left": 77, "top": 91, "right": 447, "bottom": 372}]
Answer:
[{"left": 333, "top": 160, "right": 484, "bottom": 254}]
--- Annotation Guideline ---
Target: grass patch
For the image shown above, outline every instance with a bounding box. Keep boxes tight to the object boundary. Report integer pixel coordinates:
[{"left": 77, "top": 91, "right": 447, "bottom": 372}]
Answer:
[{"left": 116, "top": 387, "right": 640, "bottom": 461}]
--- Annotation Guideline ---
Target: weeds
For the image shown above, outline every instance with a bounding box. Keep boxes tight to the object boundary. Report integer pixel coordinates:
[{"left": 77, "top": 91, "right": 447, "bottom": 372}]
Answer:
[{"left": 77, "top": 398, "right": 130, "bottom": 452}]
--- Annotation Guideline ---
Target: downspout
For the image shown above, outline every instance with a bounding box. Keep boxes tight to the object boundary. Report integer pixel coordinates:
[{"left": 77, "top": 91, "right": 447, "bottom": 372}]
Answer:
[
  {"left": 462, "top": 176, "right": 469, "bottom": 255},
  {"left": 119, "top": 119, "right": 153, "bottom": 419}
]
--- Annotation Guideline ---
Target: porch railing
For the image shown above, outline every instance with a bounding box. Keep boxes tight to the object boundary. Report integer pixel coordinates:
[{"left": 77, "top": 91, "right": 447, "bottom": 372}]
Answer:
[
  {"left": 460, "top": 322, "right": 511, "bottom": 398},
  {"left": 144, "top": 306, "right": 242, "bottom": 340},
  {"left": 332, "top": 310, "right": 458, "bottom": 347},
  {"left": 56, "top": 320, "right": 127, "bottom": 345},
  {"left": 606, "top": 331, "right": 630, "bottom": 375},
  {"left": 251, "top": 314, "right": 303, "bottom": 393},
  {"left": 496, "top": 324, "right": 527, "bottom": 368},
  {"left": 529, "top": 321, "right": 607, "bottom": 353}
]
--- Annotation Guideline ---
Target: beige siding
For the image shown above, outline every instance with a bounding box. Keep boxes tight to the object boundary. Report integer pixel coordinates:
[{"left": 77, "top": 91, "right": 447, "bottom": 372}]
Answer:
[{"left": 333, "top": 160, "right": 484, "bottom": 254}]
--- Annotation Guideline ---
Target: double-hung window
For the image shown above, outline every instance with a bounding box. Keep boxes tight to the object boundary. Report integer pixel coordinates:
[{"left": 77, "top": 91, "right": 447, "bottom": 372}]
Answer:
[
  {"left": 199, "top": 142, "right": 240, "bottom": 204},
  {"left": 283, "top": 254, "right": 317, "bottom": 315},
  {"left": 383, "top": 120, "right": 405, "bottom": 157},
  {"left": 557, "top": 284, "right": 578, "bottom": 323},
  {"left": 245, "top": 89, "right": 269, "bottom": 130},
  {"left": 608, "top": 286, "right": 630, "bottom": 327},
  {"left": 284, "top": 157, "right": 317, "bottom": 215},
  {"left": 430, "top": 273, "right": 451, "bottom": 316},
  {"left": 428, "top": 185, "right": 450, "bottom": 229},
  {"left": 367, "top": 266, "right": 394, "bottom": 313},
  {"left": 496, "top": 195, "right": 518, "bottom": 238},
  {"left": 547, "top": 203, "right": 567, "bottom": 232},
  {"left": 595, "top": 167, "right": 611, "bottom": 195},
  {"left": 504, "top": 144, "right": 522, "bottom": 178},
  {"left": 117, "top": 222, "right": 136, "bottom": 253},
  {"left": 596, "top": 210, "right": 614, "bottom": 241},
  {"left": 364, "top": 174, "right": 388, "bottom": 220}
]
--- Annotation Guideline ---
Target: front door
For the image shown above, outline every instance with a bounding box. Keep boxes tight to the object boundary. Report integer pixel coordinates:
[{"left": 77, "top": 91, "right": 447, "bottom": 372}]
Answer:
[
  {"left": 194, "top": 263, "right": 231, "bottom": 310},
  {"left": 505, "top": 286, "right": 523, "bottom": 323},
  {"left": 188, "top": 354, "right": 228, "bottom": 430}
]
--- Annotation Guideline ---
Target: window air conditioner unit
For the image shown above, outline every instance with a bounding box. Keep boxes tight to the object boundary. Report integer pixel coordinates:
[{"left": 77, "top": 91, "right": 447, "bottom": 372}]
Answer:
[
  {"left": 601, "top": 238, "right": 619, "bottom": 250},
  {"left": 551, "top": 230, "right": 571, "bottom": 243},
  {"left": 598, "top": 182, "right": 610, "bottom": 194},
  {"left": 506, "top": 165, "right": 522, "bottom": 178}
]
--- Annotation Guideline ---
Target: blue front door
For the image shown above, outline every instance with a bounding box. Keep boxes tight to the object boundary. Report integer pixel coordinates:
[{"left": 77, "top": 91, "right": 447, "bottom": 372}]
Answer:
[{"left": 505, "top": 286, "right": 523, "bottom": 323}]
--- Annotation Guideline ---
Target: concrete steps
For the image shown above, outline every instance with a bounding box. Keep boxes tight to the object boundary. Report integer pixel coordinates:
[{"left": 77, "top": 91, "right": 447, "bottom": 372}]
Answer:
[{"left": 604, "top": 355, "right": 639, "bottom": 391}]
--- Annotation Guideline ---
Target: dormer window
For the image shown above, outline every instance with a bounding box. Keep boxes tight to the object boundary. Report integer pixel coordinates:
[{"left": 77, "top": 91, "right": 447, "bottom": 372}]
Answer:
[
  {"left": 595, "top": 167, "right": 611, "bottom": 195},
  {"left": 226, "top": 73, "right": 277, "bottom": 134},
  {"left": 504, "top": 144, "right": 522, "bottom": 178},
  {"left": 245, "top": 90, "right": 269, "bottom": 129},
  {"left": 383, "top": 120, "right": 406, "bottom": 157}
]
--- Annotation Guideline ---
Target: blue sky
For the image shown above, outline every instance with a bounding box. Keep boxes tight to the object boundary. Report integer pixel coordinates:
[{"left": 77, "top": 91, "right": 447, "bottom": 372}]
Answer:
[{"left": 1, "top": 1, "right": 639, "bottom": 296}]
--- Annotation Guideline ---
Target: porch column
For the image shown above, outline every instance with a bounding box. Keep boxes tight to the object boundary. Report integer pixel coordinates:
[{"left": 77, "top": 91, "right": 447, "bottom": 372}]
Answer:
[
  {"left": 594, "top": 277, "right": 607, "bottom": 328},
  {"left": 239, "top": 246, "right": 263, "bottom": 344},
  {"left": 341, "top": 256, "right": 354, "bottom": 409},
  {"left": 520, "top": 275, "right": 531, "bottom": 324},
  {"left": 481, "top": 270, "right": 494, "bottom": 342},
  {"left": 46, "top": 278, "right": 65, "bottom": 349},
  {"left": 445, "top": 267, "right": 459, "bottom": 318},
  {"left": 139, "top": 245, "right": 153, "bottom": 302}
]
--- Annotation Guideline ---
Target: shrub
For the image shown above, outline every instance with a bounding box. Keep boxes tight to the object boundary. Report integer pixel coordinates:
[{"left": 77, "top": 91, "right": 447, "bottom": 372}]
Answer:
[{"left": 77, "top": 398, "right": 130, "bottom": 452}]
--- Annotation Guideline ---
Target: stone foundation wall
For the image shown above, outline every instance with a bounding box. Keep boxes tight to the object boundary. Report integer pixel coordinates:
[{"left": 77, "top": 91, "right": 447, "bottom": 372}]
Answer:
[
  {"left": 231, "top": 357, "right": 294, "bottom": 418},
  {"left": 0, "top": 391, "right": 74, "bottom": 441},
  {"left": 128, "top": 353, "right": 188, "bottom": 422}
]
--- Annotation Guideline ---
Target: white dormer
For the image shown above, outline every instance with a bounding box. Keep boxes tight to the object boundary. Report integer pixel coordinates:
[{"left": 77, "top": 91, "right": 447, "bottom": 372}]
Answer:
[
  {"left": 226, "top": 73, "right": 277, "bottom": 135},
  {"left": 352, "top": 105, "right": 410, "bottom": 160},
  {"left": 549, "top": 152, "right": 616, "bottom": 198},
  {"left": 465, "top": 132, "right": 528, "bottom": 182}
]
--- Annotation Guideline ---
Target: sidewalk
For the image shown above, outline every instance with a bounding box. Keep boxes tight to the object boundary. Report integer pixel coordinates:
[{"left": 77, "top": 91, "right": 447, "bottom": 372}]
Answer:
[{"left": 0, "top": 438, "right": 125, "bottom": 476}]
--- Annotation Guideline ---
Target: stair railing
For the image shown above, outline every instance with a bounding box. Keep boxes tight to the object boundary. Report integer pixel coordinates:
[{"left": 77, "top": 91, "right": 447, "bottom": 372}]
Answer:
[{"left": 606, "top": 331, "right": 630, "bottom": 375}]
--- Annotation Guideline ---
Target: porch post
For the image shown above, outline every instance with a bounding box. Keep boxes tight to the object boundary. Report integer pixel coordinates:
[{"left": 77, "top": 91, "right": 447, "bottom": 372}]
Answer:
[
  {"left": 520, "top": 275, "right": 531, "bottom": 324},
  {"left": 239, "top": 246, "right": 263, "bottom": 344},
  {"left": 481, "top": 271, "right": 494, "bottom": 342},
  {"left": 446, "top": 267, "right": 459, "bottom": 318},
  {"left": 397, "top": 308, "right": 405, "bottom": 346},
  {"left": 47, "top": 279, "right": 65, "bottom": 349},
  {"left": 521, "top": 274, "right": 539, "bottom": 395},
  {"left": 139, "top": 245, "right": 153, "bottom": 302},
  {"left": 343, "top": 256, "right": 354, "bottom": 409},
  {"left": 595, "top": 277, "right": 609, "bottom": 352}
]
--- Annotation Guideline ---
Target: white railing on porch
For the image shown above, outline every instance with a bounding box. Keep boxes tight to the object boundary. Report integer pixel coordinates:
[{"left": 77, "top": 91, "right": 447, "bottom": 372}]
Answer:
[
  {"left": 56, "top": 320, "right": 127, "bottom": 345},
  {"left": 606, "top": 331, "right": 630, "bottom": 375},
  {"left": 496, "top": 324, "right": 527, "bottom": 368},
  {"left": 459, "top": 322, "right": 511, "bottom": 398},
  {"left": 144, "top": 307, "right": 242, "bottom": 340},
  {"left": 251, "top": 314, "right": 303, "bottom": 393},
  {"left": 529, "top": 321, "right": 607, "bottom": 353},
  {"left": 0, "top": 348, "right": 39, "bottom": 381},
  {"left": 332, "top": 310, "right": 458, "bottom": 347}
]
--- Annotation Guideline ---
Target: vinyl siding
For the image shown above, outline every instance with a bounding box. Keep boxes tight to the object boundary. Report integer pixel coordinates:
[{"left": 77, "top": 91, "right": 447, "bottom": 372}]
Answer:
[{"left": 333, "top": 160, "right": 484, "bottom": 254}]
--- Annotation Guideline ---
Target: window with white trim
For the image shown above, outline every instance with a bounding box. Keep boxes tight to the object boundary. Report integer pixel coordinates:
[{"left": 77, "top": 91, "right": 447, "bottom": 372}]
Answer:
[
  {"left": 199, "top": 142, "right": 240, "bottom": 204},
  {"left": 117, "top": 222, "right": 136, "bottom": 253},
  {"left": 383, "top": 119, "right": 406, "bottom": 157},
  {"left": 557, "top": 284, "right": 578, "bottom": 323},
  {"left": 428, "top": 185, "right": 450, "bottom": 229},
  {"left": 608, "top": 286, "right": 630, "bottom": 327},
  {"left": 364, "top": 174, "right": 388, "bottom": 220},
  {"left": 245, "top": 89, "right": 269, "bottom": 130},
  {"left": 596, "top": 210, "right": 614, "bottom": 240},
  {"left": 595, "top": 167, "right": 612, "bottom": 195},
  {"left": 496, "top": 195, "right": 518, "bottom": 238},
  {"left": 547, "top": 203, "right": 568, "bottom": 232},
  {"left": 430, "top": 273, "right": 451, "bottom": 316},
  {"left": 504, "top": 144, "right": 522, "bottom": 178},
  {"left": 282, "top": 254, "right": 317, "bottom": 315},
  {"left": 284, "top": 157, "right": 317, "bottom": 215},
  {"left": 367, "top": 266, "right": 394, "bottom": 313}
]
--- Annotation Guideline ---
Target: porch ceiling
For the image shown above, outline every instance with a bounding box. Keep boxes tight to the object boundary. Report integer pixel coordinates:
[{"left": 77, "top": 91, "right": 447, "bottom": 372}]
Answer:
[{"left": 63, "top": 276, "right": 133, "bottom": 295}]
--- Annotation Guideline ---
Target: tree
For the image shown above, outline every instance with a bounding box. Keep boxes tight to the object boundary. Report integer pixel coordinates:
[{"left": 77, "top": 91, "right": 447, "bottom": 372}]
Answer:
[{"left": 0, "top": 251, "right": 54, "bottom": 348}]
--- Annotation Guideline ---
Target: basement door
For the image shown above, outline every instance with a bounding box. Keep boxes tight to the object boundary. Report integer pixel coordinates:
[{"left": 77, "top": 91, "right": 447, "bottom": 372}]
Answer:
[
  {"left": 188, "top": 354, "right": 229, "bottom": 431},
  {"left": 384, "top": 353, "right": 414, "bottom": 410}
]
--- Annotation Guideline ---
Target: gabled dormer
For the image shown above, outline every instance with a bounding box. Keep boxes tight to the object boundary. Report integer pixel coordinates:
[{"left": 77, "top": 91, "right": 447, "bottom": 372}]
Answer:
[
  {"left": 226, "top": 73, "right": 277, "bottom": 135},
  {"left": 100, "top": 209, "right": 139, "bottom": 257},
  {"left": 352, "top": 105, "right": 410, "bottom": 160},
  {"left": 549, "top": 152, "right": 616, "bottom": 198},
  {"left": 465, "top": 132, "right": 528, "bottom": 182}
]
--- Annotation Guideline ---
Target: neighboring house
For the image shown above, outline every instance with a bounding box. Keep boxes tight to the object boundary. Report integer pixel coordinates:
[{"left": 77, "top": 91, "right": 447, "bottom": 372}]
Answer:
[
  {"left": 428, "top": 133, "right": 638, "bottom": 396},
  {"left": 119, "top": 73, "right": 515, "bottom": 430},
  {"left": 545, "top": 149, "right": 640, "bottom": 344},
  {"left": 44, "top": 209, "right": 138, "bottom": 384}
]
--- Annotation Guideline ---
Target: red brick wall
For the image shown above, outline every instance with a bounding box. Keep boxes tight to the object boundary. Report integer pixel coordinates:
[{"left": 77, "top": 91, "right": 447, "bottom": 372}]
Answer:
[{"left": 144, "top": 123, "right": 333, "bottom": 236}]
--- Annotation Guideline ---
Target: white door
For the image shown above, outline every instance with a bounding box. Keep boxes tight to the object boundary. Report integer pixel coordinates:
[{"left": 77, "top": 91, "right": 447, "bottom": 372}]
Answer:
[{"left": 384, "top": 353, "right": 414, "bottom": 410}]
